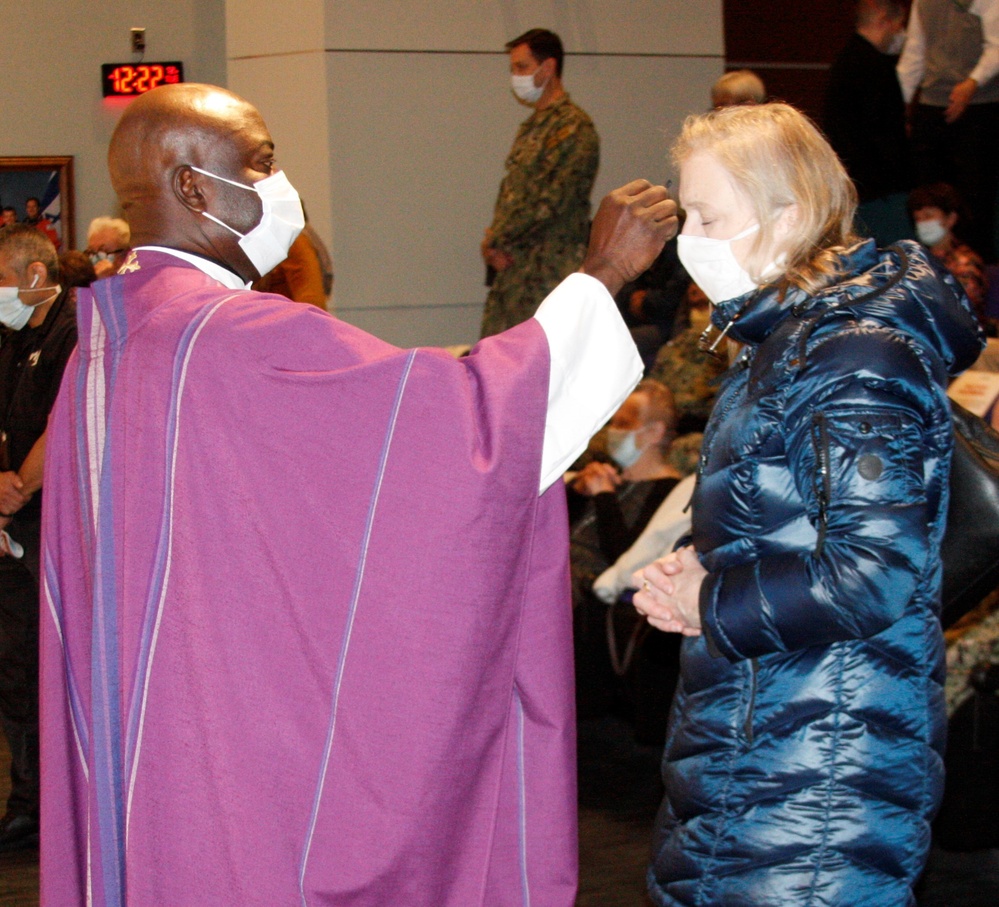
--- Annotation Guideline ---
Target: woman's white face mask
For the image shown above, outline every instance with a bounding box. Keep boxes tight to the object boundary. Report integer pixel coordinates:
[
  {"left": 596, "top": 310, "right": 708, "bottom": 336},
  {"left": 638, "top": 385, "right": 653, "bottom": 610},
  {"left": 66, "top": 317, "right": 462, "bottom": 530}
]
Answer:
[{"left": 677, "top": 224, "right": 761, "bottom": 304}]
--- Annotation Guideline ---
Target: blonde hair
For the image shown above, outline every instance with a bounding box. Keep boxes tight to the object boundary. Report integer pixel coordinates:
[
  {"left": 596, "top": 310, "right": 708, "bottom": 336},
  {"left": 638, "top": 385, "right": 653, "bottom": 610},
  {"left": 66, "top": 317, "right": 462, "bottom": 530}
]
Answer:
[
  {"left": 710, "top": 70, "right": 767, "bottom": 107},
  {"left": 672, "top": 103, "right": 859, "bottom": 295}
]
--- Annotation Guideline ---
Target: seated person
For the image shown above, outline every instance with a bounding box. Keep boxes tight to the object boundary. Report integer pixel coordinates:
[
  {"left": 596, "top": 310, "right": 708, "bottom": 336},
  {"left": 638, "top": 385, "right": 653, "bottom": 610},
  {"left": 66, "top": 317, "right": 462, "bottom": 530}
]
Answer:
[
  {"left": 567, "top": 380, "right": 685, "bottom": 723},
  {"left": 85, "top": 216, "right": 131, "bottom": 278},
  {"left": 927, "top": 591, "right": 999, "bottom": 864},
  {"left": 910, "top": 183, "right": 989, "bottom": 330},
  {"left": 57, "top": 250, "right": 97, "bottom": 288},
  {"left": 592, "top": 473, "right": 696, "bottom": 608},
  {"left": 647, "top": 281, "right": 728, "bottom": 433}
]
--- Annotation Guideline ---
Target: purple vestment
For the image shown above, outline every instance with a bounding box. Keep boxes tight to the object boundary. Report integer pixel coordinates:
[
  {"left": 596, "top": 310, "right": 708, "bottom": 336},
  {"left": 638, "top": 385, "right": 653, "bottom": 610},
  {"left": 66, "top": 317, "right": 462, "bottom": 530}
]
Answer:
[{"left": 40, "top": 251, "right": 577, "bottom": 906}]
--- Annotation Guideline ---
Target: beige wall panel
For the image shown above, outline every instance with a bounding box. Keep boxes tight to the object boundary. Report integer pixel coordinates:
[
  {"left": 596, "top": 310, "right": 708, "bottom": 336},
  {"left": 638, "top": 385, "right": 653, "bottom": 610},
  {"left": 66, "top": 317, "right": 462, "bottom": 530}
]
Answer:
[
  {"left": 323, "top": 0, "right": 722, "bottom": 56},
  {"left": 227, "top": 54, "right": 334, "bottom": 258},
  {"left": 226, "top": 0, "right": 325, "bottom": 58},
  {"left": 0, "top": 0, "right": 226, "bottom": 242}
]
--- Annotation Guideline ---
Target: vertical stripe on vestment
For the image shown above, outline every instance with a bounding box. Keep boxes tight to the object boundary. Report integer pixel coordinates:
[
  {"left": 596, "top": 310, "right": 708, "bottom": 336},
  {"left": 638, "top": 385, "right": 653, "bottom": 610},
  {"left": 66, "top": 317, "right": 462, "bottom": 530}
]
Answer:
[
  {"left": 123, "top": 297, "right": 235, "bottom": 841},
  {"left": 298, "top": 349, "right": 416, "bottom": 906},
  {"left": 88, "top": 275, "right": 129, "bottom": 907}
]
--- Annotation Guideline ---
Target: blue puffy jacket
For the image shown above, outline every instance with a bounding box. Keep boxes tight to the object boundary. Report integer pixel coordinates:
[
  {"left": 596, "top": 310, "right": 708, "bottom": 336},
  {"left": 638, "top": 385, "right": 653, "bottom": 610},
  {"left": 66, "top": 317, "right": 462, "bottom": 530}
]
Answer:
[{"left": 649, "top": 241, "right": 984, "bottom": 907}]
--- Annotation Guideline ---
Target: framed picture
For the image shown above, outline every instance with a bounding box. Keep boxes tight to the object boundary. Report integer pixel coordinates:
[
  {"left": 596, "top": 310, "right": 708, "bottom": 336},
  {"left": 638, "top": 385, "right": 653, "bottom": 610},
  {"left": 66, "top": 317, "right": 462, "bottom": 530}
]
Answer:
[{"left": 0, "top": 156, "right": 75, "bottom": 251}]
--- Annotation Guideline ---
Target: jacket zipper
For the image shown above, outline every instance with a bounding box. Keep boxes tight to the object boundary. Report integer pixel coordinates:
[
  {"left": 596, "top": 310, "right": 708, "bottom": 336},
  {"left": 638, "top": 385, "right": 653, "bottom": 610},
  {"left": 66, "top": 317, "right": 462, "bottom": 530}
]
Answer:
[
  {"left": 685, "top": 354, "right": 752, "bottom": 514},
  {"left": 810, "top": 411, "right": 832, "bottom": 557}
]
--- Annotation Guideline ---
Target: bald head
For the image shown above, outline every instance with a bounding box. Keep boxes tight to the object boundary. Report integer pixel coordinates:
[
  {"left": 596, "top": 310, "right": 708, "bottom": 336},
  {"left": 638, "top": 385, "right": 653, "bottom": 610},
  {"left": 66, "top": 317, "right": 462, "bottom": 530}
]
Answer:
[{"left": 108, "top": 83, "right": 277, "bottom": 280}]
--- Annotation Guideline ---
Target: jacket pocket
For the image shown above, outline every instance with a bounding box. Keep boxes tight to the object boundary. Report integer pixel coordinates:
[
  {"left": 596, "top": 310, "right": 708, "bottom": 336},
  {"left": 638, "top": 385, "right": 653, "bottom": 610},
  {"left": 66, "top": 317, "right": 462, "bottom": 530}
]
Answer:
[{"left": 809, "top": 407, "right": 925, "bottom": 557}]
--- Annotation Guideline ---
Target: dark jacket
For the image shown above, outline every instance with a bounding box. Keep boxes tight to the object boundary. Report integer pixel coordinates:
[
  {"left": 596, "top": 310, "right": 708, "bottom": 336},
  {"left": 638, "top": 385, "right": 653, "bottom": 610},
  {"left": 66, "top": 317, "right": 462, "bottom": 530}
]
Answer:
[
  {"left": 824, "top": 33, "right": 911, "bottom": 201},
  {"left": 649, "top": 241, "right": 984, "bottom": 906},
  {"left": 0, "top": 286, "right": 77, "bottom": 520}
]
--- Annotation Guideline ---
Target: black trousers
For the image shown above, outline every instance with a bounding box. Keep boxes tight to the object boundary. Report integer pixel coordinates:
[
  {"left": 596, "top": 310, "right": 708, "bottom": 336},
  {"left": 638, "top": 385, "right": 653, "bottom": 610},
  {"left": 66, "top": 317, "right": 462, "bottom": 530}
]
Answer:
[
  {"left": 911, "top": 101, "right": 999, "bottom": 262},
  {"left": 0, "top": 514, "right": 40, "bottom": 820}
]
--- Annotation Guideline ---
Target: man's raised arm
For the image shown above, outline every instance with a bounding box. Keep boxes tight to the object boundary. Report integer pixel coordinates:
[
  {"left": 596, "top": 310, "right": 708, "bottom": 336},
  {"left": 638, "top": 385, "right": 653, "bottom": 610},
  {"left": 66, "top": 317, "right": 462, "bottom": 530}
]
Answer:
[{"left": 535, "top": 181, "right": 678, "bottom": 491}]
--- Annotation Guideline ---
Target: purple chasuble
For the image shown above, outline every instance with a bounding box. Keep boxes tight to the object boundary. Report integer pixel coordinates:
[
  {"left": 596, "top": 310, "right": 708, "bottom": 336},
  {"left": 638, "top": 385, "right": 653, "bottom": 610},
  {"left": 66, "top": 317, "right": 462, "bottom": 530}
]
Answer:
[{"left": 40, "top": 251, "right": 577, "bottom": 906}]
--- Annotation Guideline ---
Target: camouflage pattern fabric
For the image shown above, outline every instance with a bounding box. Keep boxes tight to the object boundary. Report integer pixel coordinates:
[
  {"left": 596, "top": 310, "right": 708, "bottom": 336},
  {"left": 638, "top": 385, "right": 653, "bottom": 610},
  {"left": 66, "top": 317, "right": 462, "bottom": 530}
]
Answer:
[
  {"left": 647, "top": 327, "right": 728, "bottom": 427},
  {"left": 480, "top": 95, "right": 599, "bottom": 337}
]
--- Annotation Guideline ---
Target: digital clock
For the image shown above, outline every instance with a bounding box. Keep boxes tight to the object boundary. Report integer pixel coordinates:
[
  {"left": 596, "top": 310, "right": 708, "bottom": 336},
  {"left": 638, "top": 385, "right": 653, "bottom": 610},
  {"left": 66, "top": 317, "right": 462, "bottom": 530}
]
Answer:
[{"left": 101, "top": 62, "right": 184, "bottom": 98}]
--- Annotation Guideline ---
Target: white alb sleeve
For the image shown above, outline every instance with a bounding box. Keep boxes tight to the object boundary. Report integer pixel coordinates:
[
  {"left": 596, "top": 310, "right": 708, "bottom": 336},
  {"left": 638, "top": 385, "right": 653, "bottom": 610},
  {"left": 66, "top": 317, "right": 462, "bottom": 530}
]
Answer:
[
  {"left": 897, "top": 1, "right": 926, "bottom": 104},
  {"left": 534, "top": 272, "right": 643, "bottom": 494}
]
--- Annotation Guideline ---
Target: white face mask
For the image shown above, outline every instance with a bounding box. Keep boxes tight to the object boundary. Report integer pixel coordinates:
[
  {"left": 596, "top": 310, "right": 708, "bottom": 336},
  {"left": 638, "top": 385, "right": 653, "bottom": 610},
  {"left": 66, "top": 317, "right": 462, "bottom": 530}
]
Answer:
[
  {"left": 916, "top": 218, "right": 948, "bottom": 247},
  {"left": 192, "top": 167, "right": 305, "bottom": 277},
  {"left": 0, "top": 274, "right": 59, "bottom": 330},
  {"left": 605, "top": 428, "right": 644, "bottom": 470},
  {"left": 511, "top": 70, "right": 547, "bottom": 104},
  {"left": 677, "top": 223, "right": 762, "bottom": 304}
]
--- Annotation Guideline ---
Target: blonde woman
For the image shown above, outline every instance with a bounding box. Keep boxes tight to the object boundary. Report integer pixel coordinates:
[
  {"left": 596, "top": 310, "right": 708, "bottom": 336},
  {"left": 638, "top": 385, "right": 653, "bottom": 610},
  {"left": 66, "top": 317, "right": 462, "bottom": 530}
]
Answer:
[{"left": 634, "top": 103, "right": 984, "bottom": 905}]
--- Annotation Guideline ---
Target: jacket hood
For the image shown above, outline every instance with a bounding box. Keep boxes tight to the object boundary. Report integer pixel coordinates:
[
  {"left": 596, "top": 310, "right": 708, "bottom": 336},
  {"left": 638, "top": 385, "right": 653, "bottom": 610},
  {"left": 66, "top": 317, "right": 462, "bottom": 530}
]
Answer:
[{"left": 712, "top": 239, "right": 984, "bottom": 377}]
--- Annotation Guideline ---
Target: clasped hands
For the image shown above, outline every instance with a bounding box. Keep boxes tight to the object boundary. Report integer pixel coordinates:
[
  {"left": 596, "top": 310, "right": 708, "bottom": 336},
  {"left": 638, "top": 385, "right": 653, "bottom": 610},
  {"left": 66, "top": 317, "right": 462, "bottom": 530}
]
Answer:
[
  {"left": 631, "top": 546, "right": 706, "bottom": 636},
  {"left": 571, "top": 460, "right": 621, "bottom": 496}
]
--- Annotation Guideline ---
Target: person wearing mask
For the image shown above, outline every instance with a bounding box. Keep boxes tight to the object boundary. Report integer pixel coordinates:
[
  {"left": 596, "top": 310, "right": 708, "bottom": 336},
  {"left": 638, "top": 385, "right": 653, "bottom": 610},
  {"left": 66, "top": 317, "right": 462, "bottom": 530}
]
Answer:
[
  {"left": 824, "top": 0, "right": 912, "bottom": 246},
  {"left": 480, "top": 28, "right": 599, "bottom": 337},
  {"left": 568, "top": 381, "right": 683, "bottom": 723},
  {"left": 910, "top": 181, "right": 989, "bottom": 327},
  {"left": 85, "top": 216, "right": 132, "bottom": 278},
  {"left": 633, "top": 103, "right": 983, "bottom": 906},
  {"left": 898, "top": 0, "right": 999, "bottom": 260},
  {"left": 39, "top": 82, "right": 675, "bottom": 906},
  {"left": 0, "top": 225, "right": 77, "bottom": 852}
]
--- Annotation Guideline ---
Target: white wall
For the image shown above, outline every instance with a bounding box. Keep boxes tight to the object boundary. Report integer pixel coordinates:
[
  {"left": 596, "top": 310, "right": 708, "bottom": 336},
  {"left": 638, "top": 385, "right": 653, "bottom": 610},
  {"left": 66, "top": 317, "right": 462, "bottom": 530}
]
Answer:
[
  {"left": 229, "top": 0, "right": 724, "bottom": 346},
  {"left": 0, "top": 0, "right": 227, "bottom": 246}
]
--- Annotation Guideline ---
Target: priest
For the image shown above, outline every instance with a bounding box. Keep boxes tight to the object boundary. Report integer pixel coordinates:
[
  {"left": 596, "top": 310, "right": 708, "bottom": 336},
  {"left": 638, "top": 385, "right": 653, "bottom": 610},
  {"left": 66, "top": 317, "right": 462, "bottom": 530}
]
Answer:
[{"left": 40, "top": 82, "right": 676, "bottom": 907}]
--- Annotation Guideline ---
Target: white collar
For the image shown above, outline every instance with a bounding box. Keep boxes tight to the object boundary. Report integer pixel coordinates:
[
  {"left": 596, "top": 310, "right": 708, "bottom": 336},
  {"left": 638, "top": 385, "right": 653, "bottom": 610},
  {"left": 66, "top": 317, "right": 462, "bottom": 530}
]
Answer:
[{"left": 134, "top": 246, "right": 250, "bottom": 291}]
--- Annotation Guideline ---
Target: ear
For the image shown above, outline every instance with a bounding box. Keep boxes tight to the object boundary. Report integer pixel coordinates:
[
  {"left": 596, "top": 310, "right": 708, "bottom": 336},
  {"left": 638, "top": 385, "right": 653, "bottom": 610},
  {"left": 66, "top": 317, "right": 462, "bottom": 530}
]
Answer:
[
  {"left": 944, "top": 211, "right": 959, "bottom": 231},
  {"left": 173, "top": 165, "right": 209, "bottom": 214},
  {"left": 773, "top": 202, "right": 800, "bottom": 240},
  {"left": 24, "top": 261, "right": 48, "bottom": 287}
]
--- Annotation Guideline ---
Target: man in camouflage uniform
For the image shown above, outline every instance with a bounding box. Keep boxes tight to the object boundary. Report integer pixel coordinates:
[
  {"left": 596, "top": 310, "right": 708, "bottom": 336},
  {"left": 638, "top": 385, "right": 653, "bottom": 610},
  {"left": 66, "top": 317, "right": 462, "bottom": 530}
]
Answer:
[{"left": 480, "top": 28, "right": 599, "bottom": 337}]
